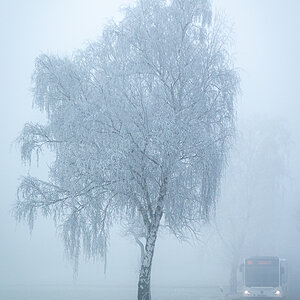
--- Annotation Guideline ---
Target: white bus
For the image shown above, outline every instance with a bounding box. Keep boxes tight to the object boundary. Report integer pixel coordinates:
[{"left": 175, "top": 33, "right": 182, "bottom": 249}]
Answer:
[{"left": 240, "top": 256, "right": 288, "bottom": 299}]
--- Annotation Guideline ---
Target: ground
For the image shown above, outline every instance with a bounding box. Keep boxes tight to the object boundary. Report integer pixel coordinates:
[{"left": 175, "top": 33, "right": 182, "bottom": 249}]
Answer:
[{"left": 0, "top": 285, "right": 224, "bottom": 300}]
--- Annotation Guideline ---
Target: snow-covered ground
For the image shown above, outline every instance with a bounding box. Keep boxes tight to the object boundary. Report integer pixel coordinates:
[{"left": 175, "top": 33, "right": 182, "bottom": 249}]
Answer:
[{"left": 0, "top": 285, "right": 223, "bottom": 300}]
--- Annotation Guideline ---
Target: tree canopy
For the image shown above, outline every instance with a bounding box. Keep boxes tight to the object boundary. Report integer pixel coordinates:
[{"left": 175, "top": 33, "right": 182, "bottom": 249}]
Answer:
[{"left": 16, "top": 0, "right": 238, "bottom": 299}]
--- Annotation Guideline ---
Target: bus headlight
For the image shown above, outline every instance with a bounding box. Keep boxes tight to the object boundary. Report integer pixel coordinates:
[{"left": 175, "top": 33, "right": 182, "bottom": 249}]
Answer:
[
  {"left": 275, "top": 290, "right": 281, "bottom": 295},
  {"left": 244, "top": 290, "right": 250, "bottom": 295}
]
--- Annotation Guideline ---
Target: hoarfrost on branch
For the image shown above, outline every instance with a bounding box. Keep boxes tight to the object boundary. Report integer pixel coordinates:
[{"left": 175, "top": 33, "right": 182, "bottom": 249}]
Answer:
[{"left": 15, "top": 0, "right": 238, "bottom": 298}]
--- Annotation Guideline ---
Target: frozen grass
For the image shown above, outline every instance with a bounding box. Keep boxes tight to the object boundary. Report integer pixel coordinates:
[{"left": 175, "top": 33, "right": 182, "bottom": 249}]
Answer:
[{"left": 0, "top": 285, "right": 224, "bottom": 300}]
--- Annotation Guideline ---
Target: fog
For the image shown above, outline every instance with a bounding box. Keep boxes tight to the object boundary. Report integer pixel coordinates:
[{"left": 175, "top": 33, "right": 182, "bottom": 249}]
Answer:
[{"left": 0, "top": 0, "right": 300, "bottom": 299}]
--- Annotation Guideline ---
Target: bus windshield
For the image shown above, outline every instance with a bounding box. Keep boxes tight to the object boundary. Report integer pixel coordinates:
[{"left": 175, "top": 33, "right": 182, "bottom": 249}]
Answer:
[{"left": 245, "top": 259, "right": 279, "bottom": 287}]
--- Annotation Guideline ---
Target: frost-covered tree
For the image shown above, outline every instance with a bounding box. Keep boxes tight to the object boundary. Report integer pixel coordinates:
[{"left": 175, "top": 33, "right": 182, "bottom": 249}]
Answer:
[
  {"left": 15, "top": 0, "right": 238, "bottom": 299},
  {"left": 214, "top": 118, "right": 289, "bottom": 294}
]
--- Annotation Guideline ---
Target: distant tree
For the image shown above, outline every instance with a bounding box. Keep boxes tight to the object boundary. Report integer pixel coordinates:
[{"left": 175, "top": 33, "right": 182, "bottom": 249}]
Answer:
[
  {"left": 214, "top": 118, "right": 289, "bottom": 294},
  {"left": 15, "top": 0, "right": 238, "bottom": 299}
]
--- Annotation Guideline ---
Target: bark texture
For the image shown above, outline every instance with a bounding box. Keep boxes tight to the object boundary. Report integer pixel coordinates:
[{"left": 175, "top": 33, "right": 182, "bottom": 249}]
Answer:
[{"left": 137, "top": 219, "right": 161, "bottom": 300}]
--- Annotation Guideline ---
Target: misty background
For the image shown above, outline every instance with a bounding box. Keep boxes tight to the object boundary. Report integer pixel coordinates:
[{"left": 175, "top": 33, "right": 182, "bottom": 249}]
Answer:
[{"left": 1, "top": 0, "right": 300, "bottom": 296}]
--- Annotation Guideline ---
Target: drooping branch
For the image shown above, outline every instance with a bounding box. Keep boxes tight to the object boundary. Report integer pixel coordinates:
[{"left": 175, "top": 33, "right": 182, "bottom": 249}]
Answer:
[{"left": 18, "top": 123, "right": 64, "bottom": 164}]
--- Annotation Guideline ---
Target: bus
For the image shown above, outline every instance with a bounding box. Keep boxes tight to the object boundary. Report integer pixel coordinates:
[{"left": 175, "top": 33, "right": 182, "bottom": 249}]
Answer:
[{"left": 239, "top": 256, "right": 288, "bottom": 299}]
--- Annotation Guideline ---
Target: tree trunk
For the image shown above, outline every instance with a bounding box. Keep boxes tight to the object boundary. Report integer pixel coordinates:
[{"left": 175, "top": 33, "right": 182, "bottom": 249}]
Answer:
[
  {"left": 135, "top": 236, "right": 145, "bottom": 267},
  {"left": 137, "top": 225, "right": 159, "bottom": 300},
  {"left": 230, "top": 260, "right": 238, "bottom": 294}
]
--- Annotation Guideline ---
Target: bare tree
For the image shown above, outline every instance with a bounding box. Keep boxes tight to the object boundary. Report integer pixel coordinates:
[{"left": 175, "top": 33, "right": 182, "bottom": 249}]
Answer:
[
  {"left": 15, "top": 0, "right": 238, "bottom": 299},
  {"left": 214, "top": 118, "right": 289, "bottom": 294}
]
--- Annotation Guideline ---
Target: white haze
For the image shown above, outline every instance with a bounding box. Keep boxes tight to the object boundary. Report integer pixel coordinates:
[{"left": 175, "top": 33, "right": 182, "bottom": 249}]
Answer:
[{"left": 0, "top": 0, "right": 300, "bottom": 297}]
